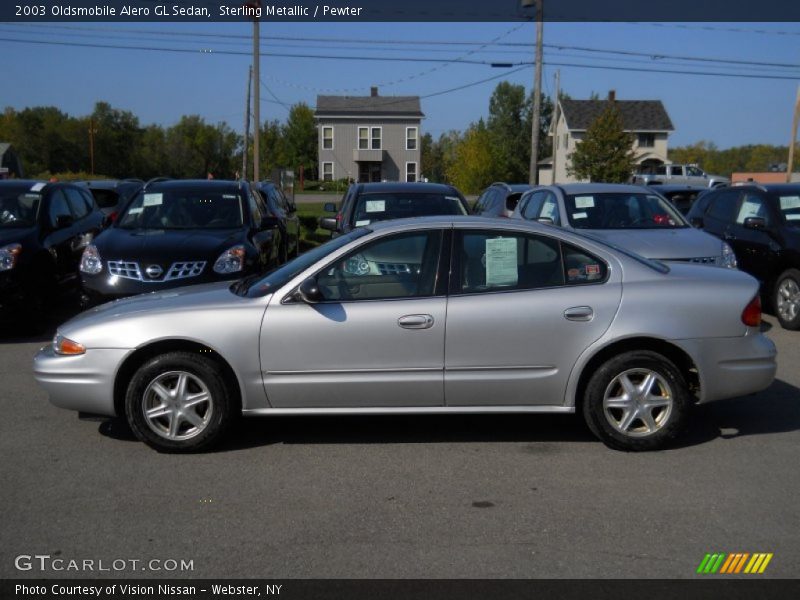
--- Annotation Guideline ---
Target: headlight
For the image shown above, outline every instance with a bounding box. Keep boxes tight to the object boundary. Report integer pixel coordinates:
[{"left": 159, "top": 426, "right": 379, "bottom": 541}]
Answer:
[
  {"left": 52, "top": 333, "right": 86, "bottom": 356},
  {"left": 0, "top": 243, "right": 21, "bottom": 271},
  {"left": 79, "top": 244, "right": 103, "bottom": 274},
  {"left": 213, "top": 245, "right": 246, "bottom": 274},
  {"left": 721, "top": 242, "right": 737, "bottom": 269}
]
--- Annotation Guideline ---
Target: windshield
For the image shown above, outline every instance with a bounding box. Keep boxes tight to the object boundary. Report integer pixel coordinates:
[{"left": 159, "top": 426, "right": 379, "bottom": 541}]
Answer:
[
  {"left": 777, "top": 192, "right": 800, "bottom": 226},
  {"left": 351, "top": 192, "right": 467, "bottom": 226},
  {"left": 117, "top": 187, "right": 244, "bottom": 230},
  {"left": 238, "top": 229, "right": 370, "bottom": 297},
  {"left": 565, "top": 192, "right": 687, "bottom": 229},
  {"left": 0, "top": 187, "right": 40, "bottom": 228}
]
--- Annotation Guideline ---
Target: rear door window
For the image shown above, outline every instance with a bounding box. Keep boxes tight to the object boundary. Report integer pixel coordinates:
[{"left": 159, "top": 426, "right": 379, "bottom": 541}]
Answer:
[{"left": 706, "top": 190, "right": 742, "bottom": 224}]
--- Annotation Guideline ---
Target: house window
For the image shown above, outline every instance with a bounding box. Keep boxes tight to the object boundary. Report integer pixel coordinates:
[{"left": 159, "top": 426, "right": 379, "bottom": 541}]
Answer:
[
  {"left": 358, "top": 127, "right": 369, "bottom": 150},
  {"left": 562, "top": 133, "right": 568, "bottom": 148},
  {"left": 406, "top": 127, "right": 418, "bottom": 150},
  {"left": 371, "top": 127, "right": 382, "bottom": 150},
  {"left": 406, "top": 162, "right": 417, "bottom": 182},
  {"left": 638, "top": 133, "right": 655, "bottom": 148},
  {"left": 322, "top": 162, "right": 334, "bottom": 182},
  {"left": 322, "top": 126, "right": 333, "bottom": 150}
]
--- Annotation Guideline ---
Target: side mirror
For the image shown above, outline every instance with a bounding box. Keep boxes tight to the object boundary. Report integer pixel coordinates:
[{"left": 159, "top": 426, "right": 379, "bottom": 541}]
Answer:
[
  {"left": 744, "top": 216, "right": 767, "bottom": 231},
  {"left": 319, "top": 216, "right": 338, "bottom": 231},
  {"left": 690, "top": 217, "right": 704, "bottom": 228},
  {"left": 55, "top": 214, "right": 74, "bottom": 229},
  {"left": 323, "top": 202, "right": 337, "bottom": 213},
  {"left": 296, "top": 277, "right": 323, "bottom": 304}
]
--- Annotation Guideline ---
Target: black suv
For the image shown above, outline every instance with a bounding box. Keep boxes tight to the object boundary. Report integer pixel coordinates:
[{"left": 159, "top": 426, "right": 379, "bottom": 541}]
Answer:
[
  {"left": 80, "top": 179, "right": 292, "bottom": 303},
  {"left": 473, "top": 182, "right": 532, "bottom": 218},
  {"left": 686, "top": 183, "right": 800, "bottom": 329},
  {"left": 320, "top": 182, "right": 469, "bottom": 237},
  {"left": 255, "top": 181, "right": 300, "bottom": 259},
  {"left": 79, "top": 179, "right": 144, "bottom": 222},
  {"left": 1, "top": 180, "right": 105, "bottom": 324}
]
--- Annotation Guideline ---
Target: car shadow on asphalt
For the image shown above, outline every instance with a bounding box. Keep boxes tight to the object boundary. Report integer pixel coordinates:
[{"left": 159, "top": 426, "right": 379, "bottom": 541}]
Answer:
[
  {"left": 96, "top": 377, "right": 800, "bottom": 452},
  {"left": 0, "top": 302, "right": 84, "bottom": 344}
]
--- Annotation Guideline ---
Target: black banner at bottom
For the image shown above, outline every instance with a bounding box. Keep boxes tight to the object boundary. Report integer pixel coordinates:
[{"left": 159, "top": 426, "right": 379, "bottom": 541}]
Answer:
[{"left": 4, "top": 579, "right": 800, "bottom": 600}]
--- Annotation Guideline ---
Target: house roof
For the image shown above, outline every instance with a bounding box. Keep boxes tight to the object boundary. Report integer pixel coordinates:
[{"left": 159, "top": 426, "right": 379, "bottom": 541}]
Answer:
[
  {"left": 316, "top": 95, "right": 424, "bottom": 118},
  {"left": 560, "top": 99, "right": 673, "bottom": 132}
]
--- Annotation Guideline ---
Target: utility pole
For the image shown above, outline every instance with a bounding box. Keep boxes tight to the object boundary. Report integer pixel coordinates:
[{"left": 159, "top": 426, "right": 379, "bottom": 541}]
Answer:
[
  {"left": 523, "top": 0, "right": 544, "bottom": 185},
  {"left": 252, "top": 4, "right": 261, "bottom": 182},
  {"left": 551, "top": 69, "right": 560, "bottom": 185},
  {"left": 242, "top": 65, "right": 252, "bottom": 181},
  {"left": 88, "top": 118, "right": 97, "bottom": 175},
  {"left": 788, "top": 84, "right": 800, "bottom": 183}
]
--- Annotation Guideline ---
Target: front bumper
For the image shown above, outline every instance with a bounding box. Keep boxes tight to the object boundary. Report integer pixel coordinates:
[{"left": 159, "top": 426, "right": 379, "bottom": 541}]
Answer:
[
  {"left": 675, "top": 332, "right": 777, "bottom": 403},
  {"left": 33, "top": 345, "right": 132, "bottom": 416}
]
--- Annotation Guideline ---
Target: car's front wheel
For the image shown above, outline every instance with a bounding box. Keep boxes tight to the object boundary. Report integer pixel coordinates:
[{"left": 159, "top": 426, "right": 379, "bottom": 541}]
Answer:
[
  {"left": 582, "top": 351, "right": 690, "bottom": 451},
  {"left": 774, "top": 268, "right": 800, "bottom": 330},
  {"left": 125, "top": 351, "right": 236, "bottom": 452}
]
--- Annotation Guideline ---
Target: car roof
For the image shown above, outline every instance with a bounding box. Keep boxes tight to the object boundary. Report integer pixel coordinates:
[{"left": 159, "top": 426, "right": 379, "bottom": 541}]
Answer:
[
  {"left": 492, "top": 182, "right": 532, "bottom": 193},
  {"left": 554, "top": 183, "right": 651, "bottom": 194},
  {"left": 648, "top": 184, "right": 709, "bottom": 192},
  {"left": 353, "top": 182, "right": 459, "bottom": 194},
  {"left": 147, "top": 179, "right": 244, "bottom": 192}
]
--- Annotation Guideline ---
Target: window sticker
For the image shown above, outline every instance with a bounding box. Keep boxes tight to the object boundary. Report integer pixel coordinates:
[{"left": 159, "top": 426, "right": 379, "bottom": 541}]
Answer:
[
  {"left": 585, "top": 264, "right": 601, "bottom": 279},
  {"left": 567, "top": 268, "right": 581, "bottom": 280},
  {"left": 780, "top": 196, "right": 800, "bottom": 210},
  {"left": 572, "top": 212, "right": 588, "bottom": 220},
  {"left": 127, "top": 207, "right": 144, "bottom": 215},
  {"left": 30, "top": 182, "right": 46, "bottom": 192},
  {"left": 540, "top": 203, "right": 557, "bottom": 219},
  {"left": 355, "top": 219, "right": 370, "bottom": 227},
  {"left": 365, "top": 200, "right": 385, "bottom": 213},
  {"left": 786, "top": 215, "right": 800, "bottom": 221},
  {"left": 575, "top": 196, "right": 595, "bottom": 209},
  {"left": 143, "top": 193, "right": 163, "bottom": 207},
  {"left": 485, "top": 238, "right": 518, "bottom": 287},
  {"left": 223, "top": 194, "right": 237, "bottom": 199},
  {"left": 736, "top": 199, "right": 762, "bottom": 223}
]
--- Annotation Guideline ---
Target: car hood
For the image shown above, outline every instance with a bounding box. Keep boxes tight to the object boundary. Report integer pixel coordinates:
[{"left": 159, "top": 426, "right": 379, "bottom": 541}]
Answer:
[
  {"left": 93, "top": 227, "right": 244, "bottom": 262},
  {"left": 581, "top": 228, "right": 723, "bottom": 260}
]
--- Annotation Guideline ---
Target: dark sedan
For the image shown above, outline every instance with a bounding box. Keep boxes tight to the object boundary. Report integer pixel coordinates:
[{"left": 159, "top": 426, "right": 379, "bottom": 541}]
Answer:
[
  {"left": 80, "top": 179, "right": 288, "bottom": 303},
  {"left": 1, "top": 180, "right": 105, "bottom": 324},
  {"left": 473, "top": 182, "right": 532, "bottom": 218}
]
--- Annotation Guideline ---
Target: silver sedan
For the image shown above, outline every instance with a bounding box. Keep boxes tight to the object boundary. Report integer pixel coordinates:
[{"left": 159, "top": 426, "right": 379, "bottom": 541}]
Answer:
[{"left": 34, "top": 217, "right": 777, "bottom": 452}]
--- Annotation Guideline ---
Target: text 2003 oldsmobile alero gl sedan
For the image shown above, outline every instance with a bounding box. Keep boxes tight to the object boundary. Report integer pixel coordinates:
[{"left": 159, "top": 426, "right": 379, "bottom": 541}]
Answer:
[{"left": 34, "top": 217, "right": 777, "bottom": 452}]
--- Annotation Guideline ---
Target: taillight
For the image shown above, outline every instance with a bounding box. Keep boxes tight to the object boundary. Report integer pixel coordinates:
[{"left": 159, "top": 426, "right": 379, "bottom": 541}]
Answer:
[
  {"left": 108, "top": 211, "right": 118, "bottom": 222},
  {"left": 741, "top": 295, "right": 761, "bottom": 327}
]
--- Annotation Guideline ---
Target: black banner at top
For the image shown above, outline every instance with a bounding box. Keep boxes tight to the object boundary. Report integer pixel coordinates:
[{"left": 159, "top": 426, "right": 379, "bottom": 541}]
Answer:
[{"left": 2, "top": 0, "right": 800, "bottom": 22}]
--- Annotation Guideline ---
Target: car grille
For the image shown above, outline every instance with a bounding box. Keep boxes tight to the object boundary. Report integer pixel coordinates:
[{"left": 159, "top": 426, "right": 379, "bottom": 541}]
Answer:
[
  {"left": 107, "top": 261, "right": 206, "bottom": 282},
  {"left": 680, "top": 256, "right": 719, "bottom": 265},
  {"left": 376, "top": 262, "right": 415, "bottom": 275}
]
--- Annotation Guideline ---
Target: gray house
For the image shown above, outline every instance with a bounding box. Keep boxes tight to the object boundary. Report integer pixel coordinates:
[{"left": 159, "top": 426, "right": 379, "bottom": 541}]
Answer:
[{"left": 315, "top": 88, "right": 423, "bottom": 183}]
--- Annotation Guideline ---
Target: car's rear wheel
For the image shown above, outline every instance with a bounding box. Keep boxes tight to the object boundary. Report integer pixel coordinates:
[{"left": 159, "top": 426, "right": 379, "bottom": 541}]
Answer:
[
  {"left": 125, "top": 351, "right": 235, "bottom": 452},
  {"left": 774, "top": 269, "right": 800, "bottom": 330},
  {"left": 582, "top": 351, "right": 689, "bottom": 451}
]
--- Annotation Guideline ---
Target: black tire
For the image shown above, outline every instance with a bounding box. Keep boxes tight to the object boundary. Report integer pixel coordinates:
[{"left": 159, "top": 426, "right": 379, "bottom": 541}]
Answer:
[
  {"left": 124, "top": 351, "right": 236, "bottom": 452},
  {"left": 773, "top": 268, "right": 800, "bottom": 330},
  {"left": 582, "top": 351, "right": 690, "bottom": 451}
]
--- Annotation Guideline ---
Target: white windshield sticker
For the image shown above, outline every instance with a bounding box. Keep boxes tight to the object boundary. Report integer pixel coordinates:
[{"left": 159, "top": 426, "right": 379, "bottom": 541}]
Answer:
[
  {"left": 223, "top": 194, "right": 237, "bottom": 199},
  {"left": 780, "top": 196, "right": 800, "bottom": 210},
  {"left": 485, "top": 238, "right": 518, "bottom": 287},
  {"left": 541, "top": 202, "right": 556, "bottom": 219},
  {"left": 365, "top": 200, "right": 385, "bottom": 213},
  {"left": 355, "top": 219, "right": 370, "bottom": 227},
  {"left": 575, "top": 196, "right": 594, "bottom": 209},
  {"left": 127, "top": 207, "right": 144, "bottom": 215},
  {"left": 786, "top": 214, "right": 800, "bottom": 221},
  {"left": 30, "top": 182, "right": 46, "bottom": 192},
  {"left": 573, "top": 211, "right": 588, "bottom": 219},
  {"left": 143, "top": 193, "right": 163, "bottom": 207}
]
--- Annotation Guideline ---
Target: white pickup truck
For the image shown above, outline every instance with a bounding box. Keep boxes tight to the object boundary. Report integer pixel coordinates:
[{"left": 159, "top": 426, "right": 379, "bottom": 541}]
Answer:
[{"left": 632, "top": 164, "right": 729, "bottom": 188}]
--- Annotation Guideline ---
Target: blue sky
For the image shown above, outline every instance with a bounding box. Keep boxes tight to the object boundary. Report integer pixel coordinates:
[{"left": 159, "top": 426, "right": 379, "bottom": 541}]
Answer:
[{"left": 1, "top": 20, "right": 798, "bottom": 149}]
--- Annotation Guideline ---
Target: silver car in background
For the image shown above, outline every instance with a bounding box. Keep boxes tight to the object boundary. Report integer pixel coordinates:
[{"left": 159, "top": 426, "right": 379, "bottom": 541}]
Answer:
[
  {"left": 513, "top": 183, "right": 738, "bottom": 268},
  {"left": 34, "top": 217, "right": 775, "bottom": 453}
]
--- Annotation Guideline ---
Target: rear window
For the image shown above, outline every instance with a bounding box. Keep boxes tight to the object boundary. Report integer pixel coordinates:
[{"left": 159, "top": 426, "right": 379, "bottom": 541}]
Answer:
[
  {"left": 351, "top": 192, "right": 467, "bottom": 227},
  {"left": 564, "top": 192, "right": 687, "bottom": 229},
  {"left": 89, "top": 188, "right": 120, "bottom": 209}
]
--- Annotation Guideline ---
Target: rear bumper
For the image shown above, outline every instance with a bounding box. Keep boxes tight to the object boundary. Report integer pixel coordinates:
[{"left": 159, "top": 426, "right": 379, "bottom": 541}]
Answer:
[
  {"left": 675, "top": 332, "right": 777, "bottom": 403},
  {"left": 33, "top": 345, "right": 131, "bottom": 416}
]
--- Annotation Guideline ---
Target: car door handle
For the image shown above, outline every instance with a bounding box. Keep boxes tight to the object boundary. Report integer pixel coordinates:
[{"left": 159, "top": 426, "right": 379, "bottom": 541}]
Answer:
[
  {"left": 398, "top": 314, "right": 434, "bottom": 329},
  {"left": 564, "top": 306, "right": 594, "bottom": 322}
]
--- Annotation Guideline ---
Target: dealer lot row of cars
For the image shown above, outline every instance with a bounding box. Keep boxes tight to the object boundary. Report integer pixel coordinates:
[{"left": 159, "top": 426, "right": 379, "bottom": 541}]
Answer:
[{"left": 15, "top": 176, "right": 782, "bottom": 454}]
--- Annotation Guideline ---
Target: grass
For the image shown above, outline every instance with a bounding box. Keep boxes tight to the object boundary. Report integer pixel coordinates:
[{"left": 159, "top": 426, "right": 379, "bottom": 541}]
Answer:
[{"left": 296, "top": 202, "right": 334, "bottom": 250}]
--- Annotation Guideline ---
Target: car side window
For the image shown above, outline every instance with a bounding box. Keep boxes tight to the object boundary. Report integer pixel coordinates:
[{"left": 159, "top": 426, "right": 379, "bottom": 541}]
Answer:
[
  {"left": 735, "top": 192, "right": 770, "bottom": 226},
  {"left": 64, "top": 187, "right": 90, "bottom": 220},
  {"left": 458, "top": 231, "right": 565, "bottom": 294},
  {"left": 706, "top": 190, "right": 741, "bottom": 224},
  {"left": 48, "top": 189, "right": 72, "bottom": 228},
  {"left": 563, "top": 243, "right": 608, "bottom": 285},
  {"left": 316, "top": 231, "right": 443, "bottom": 301},
  {"left": 249, "top": 190, "right": 265, "bottom": 228},
  {"left": 537, "top": 193, "right": 560, "bottom": 225},
  {"left": 522, "top": 191, "right": 546, "bottom": 220}
]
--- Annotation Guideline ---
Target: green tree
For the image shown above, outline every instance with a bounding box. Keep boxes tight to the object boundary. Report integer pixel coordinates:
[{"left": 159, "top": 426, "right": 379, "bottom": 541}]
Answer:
[
  {"left": 280, "top": 103, "right": 317, "bottom": 178},
  {"left": 568, "top": 102, "right": 636, "bottom": 183},
  {"left": 487, "top": 82, "right": 530, "bottom": 182},
  {"left": 446, "top": 120, "right": 496, "bottom": 194},
  {"left": 90, "top": 102, "right": 142, "bottom": 177}
]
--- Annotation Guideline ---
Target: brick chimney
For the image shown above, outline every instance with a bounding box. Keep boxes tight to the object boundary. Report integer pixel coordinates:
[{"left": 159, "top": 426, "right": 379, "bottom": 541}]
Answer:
[
  {"left": 608, "top": 90, "right": 616, "bottom": 102},
  {"left": 370, "top": 86, "right": 378, "bottom": 97}
]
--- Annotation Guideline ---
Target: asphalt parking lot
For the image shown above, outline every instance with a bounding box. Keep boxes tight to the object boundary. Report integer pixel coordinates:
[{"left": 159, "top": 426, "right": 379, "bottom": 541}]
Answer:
[{"left": 1, "top": 312, "right": 799, "bottom": 580}]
